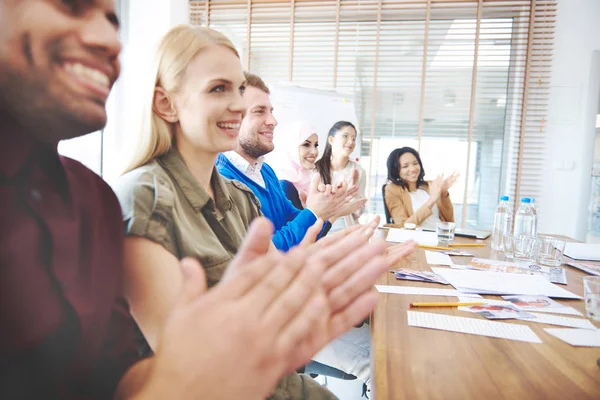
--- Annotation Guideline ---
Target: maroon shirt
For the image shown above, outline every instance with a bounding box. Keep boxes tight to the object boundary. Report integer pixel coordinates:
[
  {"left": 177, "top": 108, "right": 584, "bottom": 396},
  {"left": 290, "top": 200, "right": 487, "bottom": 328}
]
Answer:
[{"left": 0, "top": 134, "right": 139, "bottom": 399}]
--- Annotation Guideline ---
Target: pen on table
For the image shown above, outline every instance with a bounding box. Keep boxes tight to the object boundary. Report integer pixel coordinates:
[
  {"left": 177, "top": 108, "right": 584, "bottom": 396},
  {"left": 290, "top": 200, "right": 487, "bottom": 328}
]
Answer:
[
  {"left": 449, "top": 243, "right": 486, "bottom": 248},
  {"left": 409, "top": 302, "right": 484, "bottom": 308},
  {"left": 418, "top": 245, "right": 453, "bottom": 251}
]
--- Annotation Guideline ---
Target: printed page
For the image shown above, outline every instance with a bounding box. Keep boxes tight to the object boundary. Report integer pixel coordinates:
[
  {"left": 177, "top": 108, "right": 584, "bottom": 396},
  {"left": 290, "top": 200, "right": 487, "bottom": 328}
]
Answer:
[
  {"left": 407, "top": 311, "right": 542, "bottom": 343},
  {"left": 431, "top": 268, "right": 581, "bottom": 299},
  {"left": 425, "top": 251, "right": 454, "bottom": 266},
  {"left": 502, "top": 295, "right": 583, "bottom": 316},
  {"left": 386, "top": 228, "right": 438, "bottom": 246},
  {"left": 544, "top": 328, "right": 600, "bottom": 347},
  {"left": 517, "top": 312, "right": 598, "bottom": 330},
  {"left": 375, "top": 285, "right": 482, "bottom": 298}
]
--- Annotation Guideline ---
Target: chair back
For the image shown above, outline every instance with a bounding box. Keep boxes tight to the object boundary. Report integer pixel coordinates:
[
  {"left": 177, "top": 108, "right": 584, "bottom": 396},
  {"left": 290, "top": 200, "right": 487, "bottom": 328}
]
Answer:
[{"left": 382, "top": 184, "right": 393, "bottom": 224}]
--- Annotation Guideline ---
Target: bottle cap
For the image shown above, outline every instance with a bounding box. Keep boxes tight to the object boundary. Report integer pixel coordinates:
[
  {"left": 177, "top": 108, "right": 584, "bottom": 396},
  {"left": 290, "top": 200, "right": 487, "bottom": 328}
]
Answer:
[
  {"left": 500, "top": 196, "right": 509, "bottom": 201},
  {"left": 521, "top": 197, "right": 531, "bottom": 203}
]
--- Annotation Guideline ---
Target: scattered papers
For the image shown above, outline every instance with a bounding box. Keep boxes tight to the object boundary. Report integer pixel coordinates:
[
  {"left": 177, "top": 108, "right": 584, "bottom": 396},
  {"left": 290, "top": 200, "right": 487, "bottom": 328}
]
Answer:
[
  {"left": 517, "top": 312, "right": 598, "bottom": 330},
  {"left": 441, "top": 250, "right": 474, "bottom": 257},
  {"left": 407, "top": 311, "right": 542, "bottom": 343},
  {"left": 375, "top": 285, "right": 482, "bottom": 298},
  {"left": 544, "top": 328, "right": 600, "bottom": 347},
  {"left": 386, "top": 228, "right": 438, "bottom": 246},
  {"left": 564, "top": 243, "right": 600, "bottom": 261},
  {"left": 425, "top": 251, "right": 454, "bottom": 266},
  {"left": 466, "top": 258, "right": 567, "bottom": 285},
  {"left": 564, "top": 261, "right": 600, "bottom": 277},
  {"left": 502, "top": 295, "right": 583, "bottom": 316},
  {"left": 459, "top": 304, "right": 535, "bottom": 320},
  {"left": 431, "top": 267, "right": 581, "bottom": 299},
  {"left": 458, "top": 297, "right": 514, "bottom": 307},
  {"left": 391, "top": 269, "right": 449, "bottom": 285}
]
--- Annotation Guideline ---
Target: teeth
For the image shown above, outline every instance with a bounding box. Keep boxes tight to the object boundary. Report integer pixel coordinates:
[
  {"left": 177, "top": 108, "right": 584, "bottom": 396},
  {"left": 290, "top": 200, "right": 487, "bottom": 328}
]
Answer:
[
  {"left": 217, "top": 122, "right": 240, "bottom": 130},
  {"left": 64, "top": 62, "right": 110, "bottom": 88}
]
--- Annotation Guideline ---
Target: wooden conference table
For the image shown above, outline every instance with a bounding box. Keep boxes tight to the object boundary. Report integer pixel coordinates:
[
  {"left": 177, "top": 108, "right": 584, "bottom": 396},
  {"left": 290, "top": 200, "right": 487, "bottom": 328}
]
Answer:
[{"left": 371, "top": 230, "right": 600, "bottom": 400}]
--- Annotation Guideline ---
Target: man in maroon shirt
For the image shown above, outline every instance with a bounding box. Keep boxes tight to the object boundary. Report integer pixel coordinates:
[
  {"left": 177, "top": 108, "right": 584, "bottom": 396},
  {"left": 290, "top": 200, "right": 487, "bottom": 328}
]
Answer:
[{"left": 0, "top": 1, "right": 415, "bottom": 399}]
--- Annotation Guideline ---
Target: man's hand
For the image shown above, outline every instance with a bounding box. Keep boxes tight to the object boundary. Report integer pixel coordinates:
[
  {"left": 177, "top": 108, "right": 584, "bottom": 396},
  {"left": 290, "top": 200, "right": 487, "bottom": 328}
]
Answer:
[{"left": 305, "top": 174, "right": 349, "bottom": 221}]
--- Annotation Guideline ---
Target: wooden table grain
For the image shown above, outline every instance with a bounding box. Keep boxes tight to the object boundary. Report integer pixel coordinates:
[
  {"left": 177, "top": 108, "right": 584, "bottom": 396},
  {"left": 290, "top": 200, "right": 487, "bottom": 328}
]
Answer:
[{"left": 371, "top": 230, "right": 600, "bottom": 400}]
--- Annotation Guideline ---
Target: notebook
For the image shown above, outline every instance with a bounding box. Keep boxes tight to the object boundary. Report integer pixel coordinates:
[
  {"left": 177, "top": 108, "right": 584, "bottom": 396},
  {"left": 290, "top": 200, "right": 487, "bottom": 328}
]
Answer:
[{"left": 564, "top": 243, "right": 600, "bottom": 261}]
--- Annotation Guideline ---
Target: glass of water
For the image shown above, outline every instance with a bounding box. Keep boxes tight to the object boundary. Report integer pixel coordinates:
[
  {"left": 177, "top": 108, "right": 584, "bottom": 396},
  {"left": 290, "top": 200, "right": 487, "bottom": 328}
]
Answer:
[
  {"left": 584, "top": 276, "right": 600, "bottom": 321},
  {"left": 436, "top": 222, "right": 455, "bottom": 246},
  {"left": 511, "top": 235, "right": 541, "bottom": 263},
  {"left": 536, "top": 236, "right": 566, "bottom": 267}
]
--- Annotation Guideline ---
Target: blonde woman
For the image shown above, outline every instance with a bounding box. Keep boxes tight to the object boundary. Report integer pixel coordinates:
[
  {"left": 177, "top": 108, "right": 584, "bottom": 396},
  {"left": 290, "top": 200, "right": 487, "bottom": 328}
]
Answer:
[{"left": 113, "top": 25, "right": 415, "bottom": 399}]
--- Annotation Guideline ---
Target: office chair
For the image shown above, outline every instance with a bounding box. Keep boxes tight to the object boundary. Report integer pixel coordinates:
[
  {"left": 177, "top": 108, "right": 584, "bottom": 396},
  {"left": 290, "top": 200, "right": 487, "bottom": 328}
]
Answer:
[
  {"left": 382, "top": 184, "right": 393, "bottom": 224},
  {"left": 303, "top": 360, "right": 357, "bottom": 380}
]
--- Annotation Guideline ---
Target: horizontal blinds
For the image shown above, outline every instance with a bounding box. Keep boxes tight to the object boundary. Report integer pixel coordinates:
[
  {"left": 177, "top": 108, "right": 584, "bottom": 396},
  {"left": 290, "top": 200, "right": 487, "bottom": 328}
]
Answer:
[{"left": 189, "top": 0, "right": 556, "bottom": 229}]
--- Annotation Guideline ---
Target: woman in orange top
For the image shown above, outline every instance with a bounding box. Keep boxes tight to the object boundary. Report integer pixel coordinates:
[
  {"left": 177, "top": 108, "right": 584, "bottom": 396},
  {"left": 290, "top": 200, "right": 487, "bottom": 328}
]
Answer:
[{"left": 384, "top": 147, "right": 458, "bottom": 229}]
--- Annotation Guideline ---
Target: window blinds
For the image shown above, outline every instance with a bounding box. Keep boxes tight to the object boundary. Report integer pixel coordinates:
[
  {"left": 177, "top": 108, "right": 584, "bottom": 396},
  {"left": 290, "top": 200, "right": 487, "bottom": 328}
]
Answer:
[{"left": 190, "top": 0, "right": 556, "bottom": 229}]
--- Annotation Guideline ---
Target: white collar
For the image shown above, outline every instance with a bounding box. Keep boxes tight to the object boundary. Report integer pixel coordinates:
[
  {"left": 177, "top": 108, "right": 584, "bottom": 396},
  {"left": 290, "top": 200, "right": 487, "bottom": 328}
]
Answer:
[{"left": 224, "top": 151, "right": 265, "bottom": 175}]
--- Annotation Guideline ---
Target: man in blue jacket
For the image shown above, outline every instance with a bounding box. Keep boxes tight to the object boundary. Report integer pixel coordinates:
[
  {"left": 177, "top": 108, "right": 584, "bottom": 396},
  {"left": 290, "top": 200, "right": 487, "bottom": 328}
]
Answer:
[{"left": 216, "top": 72, "right": 359, "bottom": 251}]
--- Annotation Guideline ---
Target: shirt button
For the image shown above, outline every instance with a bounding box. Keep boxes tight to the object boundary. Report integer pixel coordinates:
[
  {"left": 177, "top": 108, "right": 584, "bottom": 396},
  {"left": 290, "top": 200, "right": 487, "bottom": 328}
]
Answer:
[{"left": 30, "top": 188, "right": 42, "bottom": 201}]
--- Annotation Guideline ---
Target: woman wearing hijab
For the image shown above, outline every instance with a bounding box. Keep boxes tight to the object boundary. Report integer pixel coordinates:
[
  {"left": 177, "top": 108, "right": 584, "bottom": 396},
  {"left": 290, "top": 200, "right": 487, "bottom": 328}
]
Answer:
[
  {"left": 276, "top": 122, "right": 366, "bottom": 232},
  {"left": 277, "top": 122, "right": 317, "bottom": 210}
]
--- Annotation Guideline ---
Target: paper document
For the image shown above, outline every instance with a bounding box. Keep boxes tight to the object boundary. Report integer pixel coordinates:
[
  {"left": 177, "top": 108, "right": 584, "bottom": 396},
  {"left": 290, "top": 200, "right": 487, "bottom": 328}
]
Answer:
[
  {"left": 466, "top": 258, "right": 568, "bottom": 285},
  {"left": 564, "top": 243, "right": 600, "bottom": 261},
  {"left": 459, "top": 304, "right": 535, "bottom": 320},
  {"left": 407, "top": 311, "right": 542, "bottom": 343},
  {"left": 502, "top": 295, "right": 583, "bottom": 316},
  {"left": 425, "top": 251, "right": 454, "bottom": 266},
  {"left": 564, "top": 261, "right": 600, "bottom": 277},
  {"left": 544, "top": 328, "right": 600, "bottom": 347},
  {"left": 375, "top": 285, "right": 482, "bottom": 298},
  {"left": 391, "top": 269, "right": 449, "bottom": 285},
  {"left": 458, "top": 297, "right": 514, "bottom": 307},
  {"left": 386, "top": 228, "right": 438, "bottom": 246},
  {"left": 517, "top": 312, "right": 598, "bottom": 330},
  {"left": 431, "top": 267, "right": 581, "bottom": 299}
]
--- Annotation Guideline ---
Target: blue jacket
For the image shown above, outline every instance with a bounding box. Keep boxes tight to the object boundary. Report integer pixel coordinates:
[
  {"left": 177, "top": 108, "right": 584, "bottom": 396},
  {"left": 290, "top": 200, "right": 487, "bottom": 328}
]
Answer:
[{"left": 216, "top": 154, "right": 317, "bottom": 251}]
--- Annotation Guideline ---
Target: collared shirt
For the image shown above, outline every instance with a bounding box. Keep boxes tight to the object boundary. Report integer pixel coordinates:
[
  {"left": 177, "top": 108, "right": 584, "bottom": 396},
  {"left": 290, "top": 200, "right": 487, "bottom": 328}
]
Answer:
[
  {"left": 0, "top": 133, "right": 138, "bottom": 399},
  {"left": 223, "top": 150, "right": 266, "bottom": 188},
  {"left": 114, "top": 148, "right": 262, "bottom": 289}
]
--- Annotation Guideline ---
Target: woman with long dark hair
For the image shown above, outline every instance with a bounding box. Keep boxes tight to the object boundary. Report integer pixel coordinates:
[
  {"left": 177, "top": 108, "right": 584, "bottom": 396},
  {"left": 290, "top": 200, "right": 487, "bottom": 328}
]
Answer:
[
  {"left": 384, "top": 147, "right": 457, "bottom": 228},
  {"left": 314, "top": 121, "right": 366, "bottom": 231}
]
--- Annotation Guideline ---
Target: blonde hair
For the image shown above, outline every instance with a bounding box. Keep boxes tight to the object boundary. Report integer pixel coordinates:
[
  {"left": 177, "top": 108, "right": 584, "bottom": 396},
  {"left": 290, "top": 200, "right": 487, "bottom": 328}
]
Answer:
[{"left": 123, "top": 25, "right": 239, "bottom": 173}]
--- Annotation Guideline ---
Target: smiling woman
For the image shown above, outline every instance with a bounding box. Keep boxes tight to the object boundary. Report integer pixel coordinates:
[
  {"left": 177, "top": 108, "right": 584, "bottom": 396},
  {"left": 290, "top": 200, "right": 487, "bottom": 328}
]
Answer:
[
  {"left": 112, "top": 24, "right": 336, "bottom": 399},
  {"left": 275, "top": 122, "right": 319, "bottom": 209},
  {"left": 383, "top": 147, "right": 456, "bottom": 229},
  {"left": 314, "top": 121, "right": 367, "bottom": 232}
]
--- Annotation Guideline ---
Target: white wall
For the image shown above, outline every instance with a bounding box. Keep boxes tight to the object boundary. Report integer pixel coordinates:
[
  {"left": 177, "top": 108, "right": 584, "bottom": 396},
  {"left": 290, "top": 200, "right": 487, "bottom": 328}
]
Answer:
[
  {"left": 103, "top": 0, "right": 189, "bottom": 183},
  {"left": 540, "top": 0, "right": 600, "bottom": 240}
]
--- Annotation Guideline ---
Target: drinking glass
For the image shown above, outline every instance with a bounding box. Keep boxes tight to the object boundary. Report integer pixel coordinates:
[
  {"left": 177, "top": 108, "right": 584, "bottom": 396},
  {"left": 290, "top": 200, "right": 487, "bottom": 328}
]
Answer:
[
  {"left": 536, "top": 236, "right": 566, "bottom": 267},
  {"left": 436, "top": 222, "right": 455, "bottom": 246},
  {"left": 511, "top": 235, "right": 541, "bottom": 263},
  {"left": 583, "top": 276, "right": 600, "bottom": 322}
]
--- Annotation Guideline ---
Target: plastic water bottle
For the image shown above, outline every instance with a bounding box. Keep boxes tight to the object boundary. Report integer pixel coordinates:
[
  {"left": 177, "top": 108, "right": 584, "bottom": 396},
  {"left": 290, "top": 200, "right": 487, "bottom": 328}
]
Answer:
[
  {"left": 529, "top": 198, "right": 538, "bottom": 236},
  {"left": 491, "top": 196, "right": 513, "bottom": 251},
  {"left": 514, "top": 198, "right": 536, "bottom": 237}
]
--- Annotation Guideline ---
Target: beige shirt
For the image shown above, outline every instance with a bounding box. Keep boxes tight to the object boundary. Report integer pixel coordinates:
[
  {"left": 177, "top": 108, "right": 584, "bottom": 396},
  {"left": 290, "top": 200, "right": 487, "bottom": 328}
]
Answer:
[{"left": 114, "top": 149, "right": 262, "bottom": 287}]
